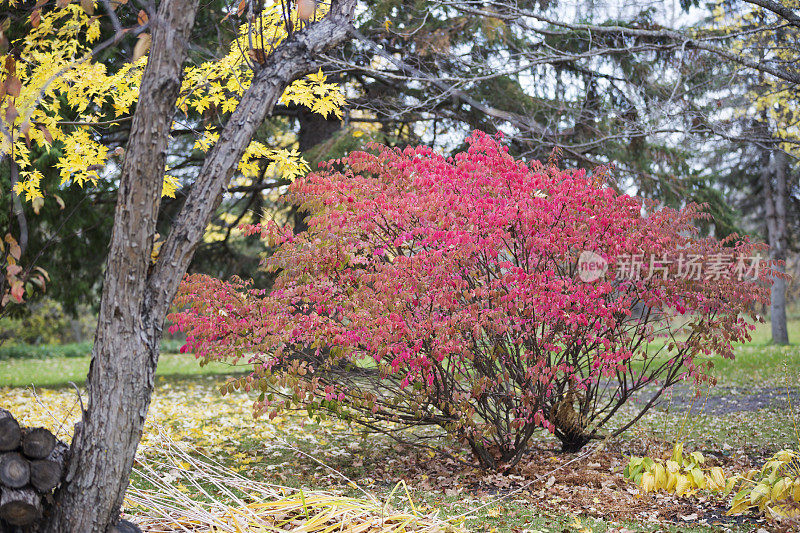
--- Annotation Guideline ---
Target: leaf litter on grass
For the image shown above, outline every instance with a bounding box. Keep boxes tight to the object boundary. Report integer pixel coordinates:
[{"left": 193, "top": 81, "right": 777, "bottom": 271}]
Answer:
[
  {"left": 2, "top": 382, "right": 463, "bottom": 532},
  {"left": 0, "top": 377, "right": 785, "bottom": 532}
]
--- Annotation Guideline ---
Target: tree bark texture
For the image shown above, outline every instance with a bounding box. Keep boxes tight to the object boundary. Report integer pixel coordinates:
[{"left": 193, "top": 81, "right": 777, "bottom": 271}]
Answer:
[
  {"left": 42, "top": 0, "right": 200, "bottom": 529},
  {"left": 42, "top": 1, "right": 357, "bottom": 531},
  {"left": 762, "top": 148, "right": 790, "bottom": 345}
]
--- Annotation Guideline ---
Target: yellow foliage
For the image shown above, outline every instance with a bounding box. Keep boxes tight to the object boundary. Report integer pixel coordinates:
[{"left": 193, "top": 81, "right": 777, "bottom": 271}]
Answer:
[
  {"left": 708, "top": 0, "right": 800, "bottom": 156},
  {"left": 625, "top": 443, "right": 800, "bottom": 521},
  {"left": 1, "top": 1, "right": 344, "bottom": 204}
]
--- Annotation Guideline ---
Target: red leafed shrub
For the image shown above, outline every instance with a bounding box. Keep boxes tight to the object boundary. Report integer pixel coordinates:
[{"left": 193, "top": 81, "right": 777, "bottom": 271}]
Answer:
[{"left": 170, "top": 132, "right": 774, "bottom": 468}]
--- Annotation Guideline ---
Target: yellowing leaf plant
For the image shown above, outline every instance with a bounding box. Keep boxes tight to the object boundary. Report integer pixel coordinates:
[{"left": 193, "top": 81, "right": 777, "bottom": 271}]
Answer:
[{"left": 625, "top": 443, "right": 800, "bottom": 521}]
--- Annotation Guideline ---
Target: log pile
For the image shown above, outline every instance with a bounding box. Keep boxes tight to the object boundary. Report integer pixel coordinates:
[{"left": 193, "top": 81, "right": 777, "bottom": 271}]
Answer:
[{"left": 0, "top": 408, "right": 68, "bottom": 530}]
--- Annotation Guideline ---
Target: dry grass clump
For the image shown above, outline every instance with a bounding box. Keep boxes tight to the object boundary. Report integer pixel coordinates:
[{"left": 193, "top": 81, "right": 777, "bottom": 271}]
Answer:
[{"left": 125, "top": 429, "right": 464, "bottom": 533}]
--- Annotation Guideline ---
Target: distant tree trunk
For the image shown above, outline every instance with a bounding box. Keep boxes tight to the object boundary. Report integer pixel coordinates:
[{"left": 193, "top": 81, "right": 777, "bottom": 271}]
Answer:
[
  {"left": 292, "top": 108, "right": 341, "bottom": 233},
  {"left": 762, "top": 148, "right": 790, "bottom": 345},
  {"left": 40, "top": 2, "right": 356, "bottom": 531},
  {"left": 298, "top": 108, "right": 341, "bottom": 152}
]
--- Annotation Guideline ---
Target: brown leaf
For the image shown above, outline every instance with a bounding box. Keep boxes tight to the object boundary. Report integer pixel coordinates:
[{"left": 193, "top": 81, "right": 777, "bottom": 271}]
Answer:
[
  {"left": 30, "top": 9, "right": 41, "bottom": 27},
  {"left": 247, "top": 48, "right": 267, "bottom": 64},
  {"left": 5, "top": 75, "right": 20, "bottom": 98},
  {"left": 236, "top": 0, "right": 246, "bottom": 17},
  {"left": 80, "top": 0, "right": 94, "bottom": 15},
  {"left": 132, "top": 33, "right": 151, "bottom": 62},
  {"left": 8, "top": 240, "right": 21, "bottom": 261},
  {"left": 53, "top": 195, "right": 65, "bottom": 210},
  {"left": 56, "top": 0, "right": 70, "bottom": 9},
  {"left": 20, "top": 120, "right": 31, "bottom": 147},
  {"left": 5, "top": 55, "right": 15, "bottom": 74},
  {"left": 38, "top": 124, "right": 53, "bottom": 144},
  {"left": 137, "top": 9, "right": 149, "bottom": 25},
  {"left": 4, "top": 104, "right": 19, "bottom": 124},
  {"left": 297, "top": 0, "right": 316, "bottom": 21}
]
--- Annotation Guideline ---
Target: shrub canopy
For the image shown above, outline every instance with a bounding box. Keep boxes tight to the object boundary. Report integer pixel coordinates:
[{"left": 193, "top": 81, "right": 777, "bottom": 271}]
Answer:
[{"left": 171, "top": 132, "right": 772, "bottom": 468}]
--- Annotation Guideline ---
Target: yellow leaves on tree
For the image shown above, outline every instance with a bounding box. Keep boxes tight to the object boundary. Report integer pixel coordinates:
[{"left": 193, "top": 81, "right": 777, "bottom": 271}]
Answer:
[
  {"left": 709, "top": 0, "right": 800, "bottom": 155},
  {"left": 1, "top": 0, "right": 345, "bottom": 203}
]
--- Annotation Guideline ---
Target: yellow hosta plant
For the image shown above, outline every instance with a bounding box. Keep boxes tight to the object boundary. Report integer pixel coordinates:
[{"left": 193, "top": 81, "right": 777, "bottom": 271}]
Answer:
[
  {"left": 726, "top": 449, "right": 800, "bottom": 519},
  {"left": 625, "top": 444, "right": 800, "bottom": 520},
  {"left": 624, "top": 442, "right": 731, "bottom": 498}
]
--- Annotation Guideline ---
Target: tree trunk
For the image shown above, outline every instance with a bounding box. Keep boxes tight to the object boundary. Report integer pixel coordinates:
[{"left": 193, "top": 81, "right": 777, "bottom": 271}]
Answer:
[
  {"left": 41, "top": 2, "right": 356, "bottom": 531},
  {"left": 292, "top": 107, "right": 342, "bottom": 233},
  {"left": 42, "top": 0, "right": 200, "bottom": 529},
  {"left": 298, "top": 108, "right": 341, "bottom": 152},
  {"left": 763, "top": 148, "right": 790, "bottom": 345}
]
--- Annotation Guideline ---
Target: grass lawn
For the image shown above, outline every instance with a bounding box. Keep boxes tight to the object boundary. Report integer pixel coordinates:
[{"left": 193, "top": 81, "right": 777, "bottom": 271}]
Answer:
[
  {"left": 0, "top": 351, "right": 239, "bottom": 388},
  {"left": 1, "top": 320, "right": 798, "bottom": 532}
]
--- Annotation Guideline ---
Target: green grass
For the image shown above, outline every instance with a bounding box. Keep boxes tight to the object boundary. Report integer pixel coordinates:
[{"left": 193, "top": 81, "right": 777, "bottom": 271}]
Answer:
[
  {"left": 0, "top": 351, "right": 238, "bottom": 388},
  {"left": 0, "top": 339, "right": 185, "bottom": 360}
]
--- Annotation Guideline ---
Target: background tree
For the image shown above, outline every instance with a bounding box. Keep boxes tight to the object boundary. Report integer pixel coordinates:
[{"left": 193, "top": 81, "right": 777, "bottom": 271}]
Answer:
[
  {"left": 321, "top": 0, "right": 798, "bottom": 342},
  {"left": 5, "top": 0, "right": 798, "bottom": 332}
]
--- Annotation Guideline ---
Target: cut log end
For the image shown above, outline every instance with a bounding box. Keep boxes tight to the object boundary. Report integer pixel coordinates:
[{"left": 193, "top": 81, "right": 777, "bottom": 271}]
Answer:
[
  {"left": 0, "top": 453, "right": 30, "bottom": 489},
  {"left": 0, "top": 487, "right": 42, "bottom": 526},
  {"left": 21, "top": 428, "right": 56, "bottom": 460},
  {"left": 29, "top": 460, "right": 61, "bottom": 493},
  {"left": 29, "top": 440, "right": 68, "bottom": 493},
  {"left": 0, "top": 410, "right": 21, "bottom": 452}
]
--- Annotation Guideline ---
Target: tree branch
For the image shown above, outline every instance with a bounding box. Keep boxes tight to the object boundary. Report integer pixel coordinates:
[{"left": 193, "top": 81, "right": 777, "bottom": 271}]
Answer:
[
  {"left": 743, "top": 0, "right": 800, "bottom": 30},
  {"left": 440, "top": 1, "right": 800, "bottom": 86},
  {"left": 146, "top": 0, "right": 357, "bottom": 314}
]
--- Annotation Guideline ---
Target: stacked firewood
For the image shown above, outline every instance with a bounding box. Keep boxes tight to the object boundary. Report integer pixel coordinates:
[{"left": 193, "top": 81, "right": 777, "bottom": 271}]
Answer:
[{"left": 0, "top": 408, "right": 67, "bottom": 529}]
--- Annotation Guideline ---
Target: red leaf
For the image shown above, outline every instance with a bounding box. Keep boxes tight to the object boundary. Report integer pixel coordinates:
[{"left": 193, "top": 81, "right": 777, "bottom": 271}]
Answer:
[{"left": 10, "top": 281, "right": 24, "bottom": 303}]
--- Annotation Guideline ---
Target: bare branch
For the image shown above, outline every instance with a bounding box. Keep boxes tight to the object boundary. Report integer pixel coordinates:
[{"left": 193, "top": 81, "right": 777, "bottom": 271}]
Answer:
[
  {"left": 743, "top": 0, "right": 800, "bottom": 30},
  {"left": 146, "top": 0, "right": 358, "bottom": 313}
]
